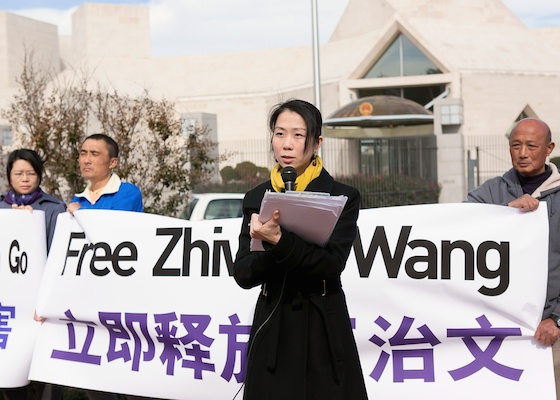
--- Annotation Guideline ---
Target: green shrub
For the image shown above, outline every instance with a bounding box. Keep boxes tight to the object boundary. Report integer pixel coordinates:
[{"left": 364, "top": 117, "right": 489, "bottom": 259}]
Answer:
[
  {"left": 335, "top": 173, "right": 440, "bottom": 208},
  {"left": 196, "top": 162, "right": 269, "bottom": 193},
  {"left": 220, "top": 165, "right": 237, "bottom": 182},
  {"left": 219, "top": 162, "right": 268, "bottom": 183},
  {"left": 198, "top": 168, "right": 439, "bottom": 209}
]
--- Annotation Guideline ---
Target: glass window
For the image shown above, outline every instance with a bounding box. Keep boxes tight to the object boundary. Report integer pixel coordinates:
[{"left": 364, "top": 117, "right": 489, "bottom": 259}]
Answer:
[
  {"left": 358, "top": 85, "right": 446, "bottom": 107},
  {"left": 0, "top": 126, "right": 12, "bottom": 146},
  {"left": 181, "top": 118, "right": 196, "bottom": 136},
  {"left": 364, "top": 33, "right": 441, "bottom": 79},
  {"left": 180, "top": 197, "right": 199, "bottom": 219},
  {"left": 516, "top": 111, "right": 529, "bottom": 121},
  {"left": 441, "top": 104, "right": 463, "bottom": 125},
  {"left": 359, "top": 87, "right": 402, "bottom": 98},
  {"left": 402, "top": 35, "right": 440, "bottom": 76},
  {"left": 365, "top": 38, "right": 401, "bottom": 78},
  {"left": 403, "top": 86, "right": 445, "bottom": 107},
  {"left": 204, "top": 199, "right": 243, "bottom": 220}
]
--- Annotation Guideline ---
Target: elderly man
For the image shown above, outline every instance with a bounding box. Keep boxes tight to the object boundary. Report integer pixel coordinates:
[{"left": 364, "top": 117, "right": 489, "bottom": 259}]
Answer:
[
  {"left": 467, "top": 117, "right": 560, "bottom": 397},
  {"left": 68, "top": 133, "right": 143, "bottom": 213}
]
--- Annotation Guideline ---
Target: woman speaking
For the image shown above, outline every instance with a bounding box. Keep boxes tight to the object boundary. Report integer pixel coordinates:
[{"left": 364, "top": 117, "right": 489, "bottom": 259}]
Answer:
[{"left": 233, "top": 99, "right": 368, "bottom": 400}]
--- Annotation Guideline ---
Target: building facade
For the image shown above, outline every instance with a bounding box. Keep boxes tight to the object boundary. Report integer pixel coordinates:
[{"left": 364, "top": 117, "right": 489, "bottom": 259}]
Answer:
[{"left": 1, "top": 0, "right": 559, "bottom": 202}]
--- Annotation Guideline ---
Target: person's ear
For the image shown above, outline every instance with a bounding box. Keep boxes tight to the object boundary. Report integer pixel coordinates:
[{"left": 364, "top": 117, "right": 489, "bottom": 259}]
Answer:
[
  {"left": 548, "top": 142, "right": 555, "bottom": 157},
  {"left": 109, "top": 157, "right": 118, "bottom": 170},
  {"left": 315, "top": 136, "right": 323, "bottom": 154}
]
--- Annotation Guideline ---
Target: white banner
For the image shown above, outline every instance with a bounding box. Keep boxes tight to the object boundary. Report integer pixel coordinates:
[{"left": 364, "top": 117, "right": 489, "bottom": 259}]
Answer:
[
  {"left": 18, "top": 203, "right": 556, "bottom": 399},
  {"left": 0, "top": 210, "right": 46, "bottom": 387},
  {"left": 348, "top": 203, "right": 553, "bottom": 399}
]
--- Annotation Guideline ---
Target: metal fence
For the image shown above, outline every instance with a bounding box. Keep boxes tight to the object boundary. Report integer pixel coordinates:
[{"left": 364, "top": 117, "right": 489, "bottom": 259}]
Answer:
[
  {"left": 213, "top": 137, "right": 440, "bottom": 208},
  {"left": 220, "top": 130, "right": 560, "bottom": 206},
  {"left": 464, "top": 134, "right": 511, "bottom": 188},
  {"left": 465, "top": 131, "right": 560, "bottom": 189}
]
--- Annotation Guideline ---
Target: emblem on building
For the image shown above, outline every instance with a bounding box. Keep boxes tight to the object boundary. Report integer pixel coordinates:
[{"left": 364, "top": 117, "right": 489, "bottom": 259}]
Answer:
[{"left": 359, "top": 102, "right": 374, "bottom": 115}]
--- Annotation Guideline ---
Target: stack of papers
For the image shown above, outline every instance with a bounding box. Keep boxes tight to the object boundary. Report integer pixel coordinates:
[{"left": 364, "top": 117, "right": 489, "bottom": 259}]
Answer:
[{"left": 250, "top": 191, "right": 348, "bottom": 251}]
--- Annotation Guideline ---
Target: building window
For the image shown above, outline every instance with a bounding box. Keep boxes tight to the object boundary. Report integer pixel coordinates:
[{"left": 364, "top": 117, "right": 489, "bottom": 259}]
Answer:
[
  {"left": 0, "top": 126, "right": 12, "bottom": 146},
  {"left": 440, "top": 104, "right": 463, "bottom": 125},
  {"left": 515, "top": 111, "right": 531, "bottom": 121},
  {"left": 364, "top": 33, "right": 441, "bottom": 79},
  {"left": 181, "top": 118, "right": 196, "bottom": 136},
  {"left": 358, "top": 85, "right": 446, "bottom": 108}
]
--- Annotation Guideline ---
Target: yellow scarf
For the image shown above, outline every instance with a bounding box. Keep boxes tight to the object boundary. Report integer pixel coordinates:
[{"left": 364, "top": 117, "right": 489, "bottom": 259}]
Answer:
[{"left": 270, "top": 156, "right": 323, "bottom": 192}]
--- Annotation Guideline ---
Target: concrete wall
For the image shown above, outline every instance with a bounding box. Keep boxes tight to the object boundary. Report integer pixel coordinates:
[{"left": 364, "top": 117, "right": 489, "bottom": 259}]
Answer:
[
  {"left": 71, "top": 3, "right": 150, "bottom": 61},
  {"left": 2, "top": 1, "right": 560, "bottom": 204},
  {"left": 0, "top": 12, "right": 60, "bottom": 90},
  {"left": 461, "top": 72, "right": 560, "bottom": 144}
]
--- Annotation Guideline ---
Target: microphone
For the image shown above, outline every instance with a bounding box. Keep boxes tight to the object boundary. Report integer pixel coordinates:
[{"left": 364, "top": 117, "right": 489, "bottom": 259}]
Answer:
[{"left": 281, "top": 166, "right": 297, "bottom": 191}]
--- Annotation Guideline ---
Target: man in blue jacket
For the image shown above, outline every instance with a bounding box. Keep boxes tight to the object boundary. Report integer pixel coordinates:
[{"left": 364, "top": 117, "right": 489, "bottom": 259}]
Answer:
[
  {"left": 67, "top": 133, "right": 143, "bottom": 214},
  {"left": 467, "top": 117, "right": 560, "bottom": 398},
  {"left": 66, "top": 133, "right": 143, "bottom": 400}
]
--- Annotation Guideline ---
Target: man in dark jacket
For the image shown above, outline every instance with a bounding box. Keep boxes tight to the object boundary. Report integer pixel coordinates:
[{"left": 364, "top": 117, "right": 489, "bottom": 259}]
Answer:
[{"left": 467, "top": 117, "right": 560, "bottom": 398}]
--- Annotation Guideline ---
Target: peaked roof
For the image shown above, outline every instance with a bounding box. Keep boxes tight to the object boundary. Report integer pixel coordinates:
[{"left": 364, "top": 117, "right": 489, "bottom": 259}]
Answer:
[
  {"left": 330, "top": 0, "right": 560, "bottom": 75},
  {"left": 36, "top": 0, "right": 560, "bottom": 102}
]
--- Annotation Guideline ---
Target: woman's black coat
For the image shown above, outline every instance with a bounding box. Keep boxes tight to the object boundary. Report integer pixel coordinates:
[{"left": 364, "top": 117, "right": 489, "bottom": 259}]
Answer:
[{"left": 233, "top": 169, "right": 368, "bottom": 400}]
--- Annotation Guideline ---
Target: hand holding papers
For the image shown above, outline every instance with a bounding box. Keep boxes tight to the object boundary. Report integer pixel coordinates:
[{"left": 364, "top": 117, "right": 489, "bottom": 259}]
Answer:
[{"left": 250, "top": 191, "right": 348, "bottom": 251}]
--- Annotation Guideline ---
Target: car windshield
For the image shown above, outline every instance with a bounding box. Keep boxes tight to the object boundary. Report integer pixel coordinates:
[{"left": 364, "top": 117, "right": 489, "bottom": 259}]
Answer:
[{"left": 204, "top": 199, "right": 243, "bottom": 219}]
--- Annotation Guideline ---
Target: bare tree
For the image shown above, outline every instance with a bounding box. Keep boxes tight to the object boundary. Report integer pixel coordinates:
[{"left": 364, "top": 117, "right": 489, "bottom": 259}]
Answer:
[
  {"left": 1, "top": 51, "right": 91, "bottom": 198},
  {"left": 1, "top": 52, "right": 220, "bottom": 216},
  {"left": 93, "top": 89, "right": 219, "bottom": 214}
]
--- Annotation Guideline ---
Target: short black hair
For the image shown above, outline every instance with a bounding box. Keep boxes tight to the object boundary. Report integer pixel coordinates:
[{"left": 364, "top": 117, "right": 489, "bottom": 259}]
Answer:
[
  {"left": 6, "top": 148, "right": 44, "bottom": 187},
  {"left": 84, "top": 133, "right": 119, "bottom": 158},
  {"left": 268, "top": 99, "right": 322, "bottom": 152}
]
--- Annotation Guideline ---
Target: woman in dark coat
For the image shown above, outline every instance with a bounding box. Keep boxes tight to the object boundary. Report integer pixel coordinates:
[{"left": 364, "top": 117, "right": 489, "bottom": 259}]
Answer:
[
  {"left": 233, "top": 99, "right": 368, "bottom": 400},
  {"left": 0, "top": 149, "right": 65, "bottom": 400},
  {"left": 0, "top": 148, "right": 66, "bottom": 252}
]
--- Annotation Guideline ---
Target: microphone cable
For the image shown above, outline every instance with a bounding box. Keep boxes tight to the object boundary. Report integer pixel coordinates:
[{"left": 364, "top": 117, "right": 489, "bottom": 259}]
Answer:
[
  {"left": 234, "top": 179, "right": 292, "bottom": 399},
  {"left": 232, "top": 272, "right": 287, "bottom": 400}
]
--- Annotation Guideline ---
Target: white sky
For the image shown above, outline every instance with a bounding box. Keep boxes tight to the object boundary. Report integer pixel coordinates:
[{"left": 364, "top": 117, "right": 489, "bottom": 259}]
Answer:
[{"left": 0, "top": 0, "right": 559, "bottom": 57}]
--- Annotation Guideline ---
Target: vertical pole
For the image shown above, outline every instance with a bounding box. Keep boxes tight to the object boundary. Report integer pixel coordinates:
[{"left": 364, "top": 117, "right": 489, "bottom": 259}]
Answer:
[
  {"left": 311, "top": 0, "right": 323, "bottom": 158},
  {"left": 476, "top": 146, "right": 480, "bottom": 187},
  {"left": 311, "top": 0, "right": 321, "bottom": 111},
  {"left": 467, "top": 149, "right": 474, "bottom": 191}
]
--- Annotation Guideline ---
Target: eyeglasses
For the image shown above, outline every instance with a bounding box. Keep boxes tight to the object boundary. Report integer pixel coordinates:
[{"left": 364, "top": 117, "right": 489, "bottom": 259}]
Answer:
[{"left": 11, "top": 171, "right": 38, "bottom": 179}]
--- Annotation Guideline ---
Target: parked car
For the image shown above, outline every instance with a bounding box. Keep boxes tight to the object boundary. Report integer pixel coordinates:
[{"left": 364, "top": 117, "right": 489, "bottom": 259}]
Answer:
[{"left": 180, "top": 193, "right": 244, "bottom": 221}]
